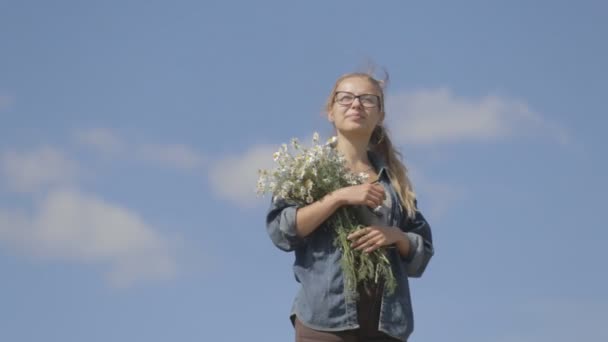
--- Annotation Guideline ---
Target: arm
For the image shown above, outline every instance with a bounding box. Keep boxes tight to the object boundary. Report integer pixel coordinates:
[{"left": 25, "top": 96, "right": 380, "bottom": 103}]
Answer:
[
  {"left": 397, "top": 200, "right": 434, "bottom": 278},
  {"left": 294, "top": 193, "right": 342, "bottom": 238},
  {"left": 265, "top": 193, "right": 341, "bottom": 252},
  {"left": 266, "top": 183, "right": 385, "bottom": 252}
]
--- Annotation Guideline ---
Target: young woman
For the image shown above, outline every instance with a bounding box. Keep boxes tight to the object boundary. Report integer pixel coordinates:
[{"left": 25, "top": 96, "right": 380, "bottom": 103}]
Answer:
[{"left": 266, "top": 72, "right": 434, "bottom": 342}]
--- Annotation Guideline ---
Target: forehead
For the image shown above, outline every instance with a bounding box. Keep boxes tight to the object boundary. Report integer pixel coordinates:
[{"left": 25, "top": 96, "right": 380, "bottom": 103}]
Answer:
[{"left": 336, "top": 77, "right": 379, "bottom": 95}]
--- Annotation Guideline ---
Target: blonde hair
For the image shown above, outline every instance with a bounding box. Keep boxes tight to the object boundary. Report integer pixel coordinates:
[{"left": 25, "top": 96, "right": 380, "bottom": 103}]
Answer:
[{"left": 325, "top": 72, "right": 417, "bottom": 218}]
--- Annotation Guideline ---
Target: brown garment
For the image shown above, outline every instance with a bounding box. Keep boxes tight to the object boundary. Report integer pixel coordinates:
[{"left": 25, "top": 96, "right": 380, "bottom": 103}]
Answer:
[{"left": 294, "top": 282, "right": 402, "bottom": 342}]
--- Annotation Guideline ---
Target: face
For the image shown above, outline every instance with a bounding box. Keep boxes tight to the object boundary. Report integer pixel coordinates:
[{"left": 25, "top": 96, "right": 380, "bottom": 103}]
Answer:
[{"left": 328, "top": 77, "right": 384, "bottom": 138}]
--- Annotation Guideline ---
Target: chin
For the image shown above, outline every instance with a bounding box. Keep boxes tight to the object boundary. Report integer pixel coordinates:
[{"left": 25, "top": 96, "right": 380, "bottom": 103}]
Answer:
[{"left": 337, "top": 125, "right": 371, "bottom": 138}]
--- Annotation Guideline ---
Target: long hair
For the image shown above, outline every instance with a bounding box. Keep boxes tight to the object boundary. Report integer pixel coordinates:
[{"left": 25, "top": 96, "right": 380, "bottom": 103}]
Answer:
[{"left": 325, "top": 72, "right": 417, "bottom": 218}]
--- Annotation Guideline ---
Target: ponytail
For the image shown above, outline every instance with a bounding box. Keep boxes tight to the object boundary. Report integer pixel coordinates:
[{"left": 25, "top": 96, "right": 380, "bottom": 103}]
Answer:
[{"left": 369, "top": 125, "right": 417, "bottom": 218}]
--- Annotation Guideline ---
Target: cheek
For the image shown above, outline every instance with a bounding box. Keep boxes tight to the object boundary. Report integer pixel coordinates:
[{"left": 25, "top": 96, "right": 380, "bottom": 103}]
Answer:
[
  {"left": 328, "top": 106, "right": 344, "bottom": 121},
  {"left": 368, "top": 109, "right": 383, "bottom": 122},
  {"left": 336, "top": 104, "right": 349, "bottom": 115},
  {"left": 327, "top": 110, "right": 335, "bottom": 122}
]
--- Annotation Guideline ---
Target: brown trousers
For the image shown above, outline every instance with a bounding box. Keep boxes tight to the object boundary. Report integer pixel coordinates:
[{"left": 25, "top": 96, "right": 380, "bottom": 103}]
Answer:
[{"left": 294, "top": 283, "right": 401, "bottom": 342}]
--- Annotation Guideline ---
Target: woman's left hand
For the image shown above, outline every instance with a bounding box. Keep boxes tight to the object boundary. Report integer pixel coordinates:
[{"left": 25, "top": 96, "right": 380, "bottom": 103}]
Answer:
[{"left": 347, "top": 226, "right": 405, "bottom": 253}]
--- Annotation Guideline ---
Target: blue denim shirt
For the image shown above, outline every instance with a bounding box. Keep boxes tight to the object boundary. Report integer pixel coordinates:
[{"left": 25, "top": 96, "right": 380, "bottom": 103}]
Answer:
[{"left": 265, "top": 150, "right": 434, "bottom": 342}]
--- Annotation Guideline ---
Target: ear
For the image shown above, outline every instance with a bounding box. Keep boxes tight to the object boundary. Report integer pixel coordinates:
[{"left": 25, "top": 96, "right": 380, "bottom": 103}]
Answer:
[{"left": 327, "top": 111, "right": 335, "bottom": 123}]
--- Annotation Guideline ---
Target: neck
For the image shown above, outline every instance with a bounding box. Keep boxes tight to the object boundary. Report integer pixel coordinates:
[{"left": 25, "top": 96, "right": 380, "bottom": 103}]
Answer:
[{"left": 335, "top": 132, "right": 371, "bottom": 170}]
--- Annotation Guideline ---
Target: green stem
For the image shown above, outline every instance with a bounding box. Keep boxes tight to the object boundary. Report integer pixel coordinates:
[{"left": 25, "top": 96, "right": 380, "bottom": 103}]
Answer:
[{"left": 332, "top": 208, "right": 398, "bottom": 298}]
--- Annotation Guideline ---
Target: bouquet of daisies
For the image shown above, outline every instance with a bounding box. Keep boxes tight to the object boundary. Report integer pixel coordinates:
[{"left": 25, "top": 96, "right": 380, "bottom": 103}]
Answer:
[{"left": 257, "top": 132, "right": 396, "bottom": 297}]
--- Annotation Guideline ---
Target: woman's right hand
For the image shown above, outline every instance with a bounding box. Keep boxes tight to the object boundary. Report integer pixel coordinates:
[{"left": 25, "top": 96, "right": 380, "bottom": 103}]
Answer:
[
  {"left": 333, "top": 183, "right": 386, "bottom": 208},
  {"left": 292, "top": 183, "right": 386, "bottom": 239}
]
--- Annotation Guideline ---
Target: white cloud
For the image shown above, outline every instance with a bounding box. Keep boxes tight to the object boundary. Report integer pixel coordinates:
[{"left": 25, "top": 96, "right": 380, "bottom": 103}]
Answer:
[
  {"left": 74, "top": 128, "right": 205, "bottom": 170},
  {"left": 206, "top": 133, "right": 464, "bottom": 214},
  {"left": 0, "top": 139, "right": 184, "bottom": 287},
  {"left": 0, "top": 189, "right": 177, "bottom": 288},
  {"left": 74, "top": 128, "right": 125, "bottom": 155},
  {"left": 137, "top": 143, "right": 206, "bottom": 170},
  {"left": 207, "top": 133, "right": 327, "bottom": 207},
  {"left": 0, "top": 146, "right": 80, "bottom": 193},
  {"left": 407, "top": 165, "right": 466, "bottom": 222},
  {"left": 208, "top": 144, "right": 277, "bottom": 207},
  {"left": 386, "top": 88, "right": 570, "bottom": 145}
]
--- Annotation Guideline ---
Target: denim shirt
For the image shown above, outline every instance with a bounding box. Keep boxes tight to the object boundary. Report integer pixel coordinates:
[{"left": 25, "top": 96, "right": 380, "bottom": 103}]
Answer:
[{"left": 265, "top": 150, "right": 434, "bottom": 342}]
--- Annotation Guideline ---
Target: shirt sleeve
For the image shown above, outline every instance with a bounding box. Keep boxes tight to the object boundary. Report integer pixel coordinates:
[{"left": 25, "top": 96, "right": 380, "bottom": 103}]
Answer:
[
  {"left": 265, "top": 197, "right": 307, "bottom": 252},
  {"left": 398, "top": 200, "right": 434, "bottom": 278}
]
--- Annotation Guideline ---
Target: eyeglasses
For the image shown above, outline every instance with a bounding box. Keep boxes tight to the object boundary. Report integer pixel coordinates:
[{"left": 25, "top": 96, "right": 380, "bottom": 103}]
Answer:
[{"left": 334, "top": 91, "right": 381, "bottom": 108}]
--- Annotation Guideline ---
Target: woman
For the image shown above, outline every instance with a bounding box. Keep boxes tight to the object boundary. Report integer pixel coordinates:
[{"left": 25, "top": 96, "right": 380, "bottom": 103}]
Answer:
[{"left": 266, "top": 72, "right": 434, "bottom": 342}]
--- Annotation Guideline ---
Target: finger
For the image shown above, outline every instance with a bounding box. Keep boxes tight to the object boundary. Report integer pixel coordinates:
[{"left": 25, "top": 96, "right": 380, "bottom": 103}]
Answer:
[
  {"left": 354, "top": 230, "right": 381, "bottom": 248},
  {"left": 369, "top": 185, "right": 384, "bottom": 197},
  {"left": 360, "top": 236, "right": 385, "bottom": 252},
  {"left": 366, "top": 192, "right": 385, "bottom": 207},
  {"left": 347, "top": 232, "right": 363, "bottom": 242},
  {"left": 370, "top": 183, "right": 382, "bottom": 190},
  {"left": 364, "top": 242, "right": 383, "bottom": 253},
  {"left": 366, "top": 193, "right": 383, "bottom": 205},
  {"left": 370, "top": 188, "right": 386, "bottom": 202},
  {"left": 350, "top": 228, "right": 374, "bottom": 247},
  {"left": 358, "top": 228, "right": 387, "bottom": 248},
  {"left": 372, "top": 196, "right": 384, "bottom": 208},
  {"left": 366, "top": 199, "right": 380, "bottom": 208},
  {"left": 371, "top": 184, "right": 385, "bottom": 195},
  {"left": 365, "top": 183, "right": 383, "bottom": 195},
  {"left": 347, "top": 227, "right": 370, "bottom": 241}
]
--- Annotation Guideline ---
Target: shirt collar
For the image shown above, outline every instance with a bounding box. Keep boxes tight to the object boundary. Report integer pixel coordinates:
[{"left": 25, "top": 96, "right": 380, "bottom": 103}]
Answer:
[{"left": 367, "top": 149, "right": 389, "bottom": 180}]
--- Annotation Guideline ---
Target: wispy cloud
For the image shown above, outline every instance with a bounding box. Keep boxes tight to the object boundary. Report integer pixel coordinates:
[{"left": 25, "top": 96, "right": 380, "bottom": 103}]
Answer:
[
  {"left": 74, "top": 127, "right": 125, "bottom": 155},
  {"left": 208, "top": 144, "right": 277, "bottom": 207},
  {"left": 386, "top": 88, "right": 570, "bottom": 145},
  {"left": 137, "top": 143, "right": 206, "bottom": 170},
  {"left": 408, "top": 165, "right": 466, "bottom": 222},
  {"left": 0, "top": 189, "right": 178, "bottom": 288},
  {"left": 74, "top": 128, "right": 206, "bottom": 170},
  {"left": 207, "top": 134, "right": 463, "bottom": 215},
  {"left": 0, "top": 144, "right": 181, "bottom": 287},
  {"left": 0, "top": 146, "right": 80, "bottom": 193},
  {"left": 207, "top": 133, "right": 326, "bottom": 207}
]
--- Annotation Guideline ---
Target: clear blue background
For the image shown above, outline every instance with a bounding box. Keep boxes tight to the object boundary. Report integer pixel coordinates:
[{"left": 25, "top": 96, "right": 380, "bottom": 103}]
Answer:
[{"left": 1, "top": 1, "right": 606, "bottom": 341}]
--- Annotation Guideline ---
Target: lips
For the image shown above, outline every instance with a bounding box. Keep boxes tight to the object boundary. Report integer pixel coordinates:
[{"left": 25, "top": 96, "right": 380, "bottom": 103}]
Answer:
[{"left": 345, "top": 113, "right": 364, "bottom": 120}]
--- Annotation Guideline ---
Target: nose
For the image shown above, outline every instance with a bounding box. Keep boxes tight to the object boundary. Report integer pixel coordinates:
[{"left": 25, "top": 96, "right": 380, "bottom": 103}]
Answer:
[{"left": 350, "top": 97, "right": 363, "bottom": 109}]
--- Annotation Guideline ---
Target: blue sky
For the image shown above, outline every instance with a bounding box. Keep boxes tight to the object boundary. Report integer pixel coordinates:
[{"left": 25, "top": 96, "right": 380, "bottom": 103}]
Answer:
[{"left": 1, "top": 1, "right": 607, "bottom": 341}]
